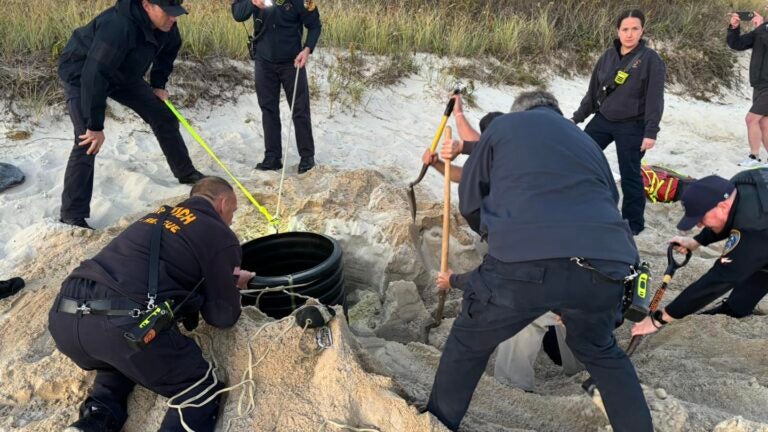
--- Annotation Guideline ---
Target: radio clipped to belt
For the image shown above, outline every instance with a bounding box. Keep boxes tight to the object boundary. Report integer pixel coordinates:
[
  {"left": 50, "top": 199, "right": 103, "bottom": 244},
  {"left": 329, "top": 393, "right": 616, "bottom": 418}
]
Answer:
[
  {"left": 571, "top": 257, "right": 651, "bottom": 322},
  {"left": 622, "top": 261, "right": 651, "bottom": 322}
]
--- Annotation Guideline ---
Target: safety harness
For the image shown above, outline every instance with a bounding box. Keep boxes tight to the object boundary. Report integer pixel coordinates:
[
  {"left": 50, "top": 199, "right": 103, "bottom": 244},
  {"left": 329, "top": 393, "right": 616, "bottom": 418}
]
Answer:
[{"left": 597, "top": 48, "right": 646, "bottom": 108}]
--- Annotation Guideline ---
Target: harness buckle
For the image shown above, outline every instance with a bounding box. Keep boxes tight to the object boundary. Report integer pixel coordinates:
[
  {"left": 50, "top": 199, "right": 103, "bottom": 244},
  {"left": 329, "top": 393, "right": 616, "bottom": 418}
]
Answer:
[
  {"left": 76, "top": 303, "right": 92, "bottom": 315},
  {"left": 315, "top": 326, "right": 333, "bottom": 349},
  {"left": 147, "top": 294, "right": 157, "bottom": 310},
  {"left": 130, "top": 309, "right": 142, "bottom": 318}
]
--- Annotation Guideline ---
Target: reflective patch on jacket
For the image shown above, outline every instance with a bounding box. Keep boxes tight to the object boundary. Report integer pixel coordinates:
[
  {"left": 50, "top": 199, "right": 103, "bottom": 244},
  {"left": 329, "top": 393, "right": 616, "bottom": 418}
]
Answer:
[{"left": 722, "top": 229, "right": 741, "bottom": 256}]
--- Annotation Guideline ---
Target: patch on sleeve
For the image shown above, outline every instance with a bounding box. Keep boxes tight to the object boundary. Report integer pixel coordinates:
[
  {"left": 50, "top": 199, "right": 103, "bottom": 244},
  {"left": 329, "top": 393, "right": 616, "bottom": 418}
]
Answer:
[
  {"left": 304, "top": 0, "right": 316, "bottom": 11},
  {"left": 722, "top": 229, "right": 741, "bottom": 256}
]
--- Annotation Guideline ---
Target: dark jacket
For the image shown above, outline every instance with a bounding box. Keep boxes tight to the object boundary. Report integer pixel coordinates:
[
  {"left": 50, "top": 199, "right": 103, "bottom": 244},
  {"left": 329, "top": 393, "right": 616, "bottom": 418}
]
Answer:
[
  {"left": 572, "top": 39, "right": 666, "bottom": 139},
  {"left": 68, "top": 196, "right": 243, "bottom": 328},
  {"left": 58, "top": 0, "right": 182, "bottom": 131},
  {"left": 727, "top": 24, "right": 768, "bottom": 88},
  {"left": 459, "top": 106, "right": 639, "bottom": 265},
  {"left": 666, "top": 168, "right": 768, "bottom": 318},
  {"left": 232, "top": 0, "right": 321, "bottom": 63}
]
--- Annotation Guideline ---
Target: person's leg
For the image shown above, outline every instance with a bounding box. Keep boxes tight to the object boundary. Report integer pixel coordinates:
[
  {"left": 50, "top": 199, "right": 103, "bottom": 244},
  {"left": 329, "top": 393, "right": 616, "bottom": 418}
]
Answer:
[
  {"left": 553, "top": 324, "right": 584, "bottom": 376},
  {"left": 745, "top": 112, "right": 763, "bottom": 161},
  {"left": 60, "top": 84, "right": 96, "bottom": 220},
  {"left": 428, "top": 304, "right": 539, "bottom": 431},
  {"left": 556, "top": 259, "right": 651, "bottom": 432},
  {"left": 48, "top": 307, "right": 127, "bottom": 430},
  {"left": 493, "top": 314, "right": 550, "bottom": 391},
  {"left": 614, "top": 121, "right": 646, "bottom": 234},
  {"left": 255, "top": 59, "right": 284, "bottom": 163},
  {"left": 759, "top": 116, "right": 768, "bottom": 155},
  {"left": 709, "top": 270, "right": 768, "bottom": 317},
  {"left": 109, "top": 82, "right": 197, "bottom": 179},
  {"left": 583, "top": 113, "right": 616, "bottom": 151},
  {"left": 278, "top": 63, "right": 315, "bottom": 159}
]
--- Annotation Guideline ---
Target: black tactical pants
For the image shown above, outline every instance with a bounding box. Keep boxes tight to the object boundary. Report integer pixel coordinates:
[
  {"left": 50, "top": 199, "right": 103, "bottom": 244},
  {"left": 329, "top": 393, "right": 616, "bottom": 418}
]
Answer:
[
  {"left": 48, "top": 279, "right": 222, "bottom": 431},
  {"left": 427, "top": 256, "right": 652, "bottom": 432},
  {"left": 254, "top": 58, "right": 315, "bottom": 161},
  {"left": 60, "top": 82, "right": 197, "bottom": 219},
  {"left": 585, "top": 113, "right": 647, "bottom": 235}
]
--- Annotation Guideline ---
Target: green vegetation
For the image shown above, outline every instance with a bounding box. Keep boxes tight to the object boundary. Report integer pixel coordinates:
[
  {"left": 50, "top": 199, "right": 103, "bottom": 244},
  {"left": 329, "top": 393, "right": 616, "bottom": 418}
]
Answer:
[{"left": 0, "top": 0, "right": 764, "bottom": 114}]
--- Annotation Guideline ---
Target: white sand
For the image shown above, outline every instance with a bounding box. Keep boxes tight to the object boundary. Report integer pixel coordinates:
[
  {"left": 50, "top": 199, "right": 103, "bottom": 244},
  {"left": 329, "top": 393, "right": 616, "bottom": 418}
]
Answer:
[{"left": 1, "top": 52, "right": 767, "bottom": 431}]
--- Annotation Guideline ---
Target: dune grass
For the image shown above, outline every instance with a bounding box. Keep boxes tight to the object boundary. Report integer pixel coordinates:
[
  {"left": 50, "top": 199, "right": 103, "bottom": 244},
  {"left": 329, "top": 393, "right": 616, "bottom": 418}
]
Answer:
[{"left": 0, "top": 0, "right": 764, "bottom": 114}]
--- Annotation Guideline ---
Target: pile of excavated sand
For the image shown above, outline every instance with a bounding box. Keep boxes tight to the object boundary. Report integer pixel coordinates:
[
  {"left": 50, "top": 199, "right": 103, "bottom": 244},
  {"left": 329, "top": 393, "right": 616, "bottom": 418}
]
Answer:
[{"left": 2, "top": 167, "right": 768, "bottom": 432}]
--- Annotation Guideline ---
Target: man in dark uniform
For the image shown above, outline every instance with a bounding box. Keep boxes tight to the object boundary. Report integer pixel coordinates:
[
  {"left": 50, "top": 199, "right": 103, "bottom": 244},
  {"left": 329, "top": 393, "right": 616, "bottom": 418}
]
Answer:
[
  {"left": 58, "top": 0, "right": 205, "bottom": 230},
  {"left": 633, "top": 168, "right": 768, "bottom": 336},
  {"left": 426, "top": 90, "right": 651, "bottom": 432},
  {"left": 232, "top": 0, "right": 321, "bottom": 174},
  {"left": 49, "top": 176, "right": 254, "bottom": 432}
]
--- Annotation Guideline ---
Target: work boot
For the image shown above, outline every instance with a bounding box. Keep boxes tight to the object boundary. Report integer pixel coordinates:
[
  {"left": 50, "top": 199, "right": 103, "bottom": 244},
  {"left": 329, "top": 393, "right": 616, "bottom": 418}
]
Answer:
[
  {"left": 255, "top": 158, "right": 283, "bottom": 171},
  {"left": 298, "top": 156, "right": 315, "bottom": 174},
  {"left": 700, "top": 298, "right": 750, "bottom": 318},
  {"left": 178, "top": 170, "right": 205, "bottom": 185},
  {"left": 64, "top": 404, "right": 121, "bottom": 432},
  {"left": 59, "top": 218, "right": 94, "bottom": 230}
]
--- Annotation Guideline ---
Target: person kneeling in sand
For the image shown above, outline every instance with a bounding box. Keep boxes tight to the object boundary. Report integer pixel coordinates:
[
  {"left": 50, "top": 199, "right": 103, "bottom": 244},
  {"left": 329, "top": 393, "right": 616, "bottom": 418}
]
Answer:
[
  {"left": 426, "top": 90, "right": 651, "bottom": 432},
  {"left": 633, "top": 168, "right": 768, "bottom": 337},
  {"left": 49, "top": 176, "right": 254, "bottom": 432}
]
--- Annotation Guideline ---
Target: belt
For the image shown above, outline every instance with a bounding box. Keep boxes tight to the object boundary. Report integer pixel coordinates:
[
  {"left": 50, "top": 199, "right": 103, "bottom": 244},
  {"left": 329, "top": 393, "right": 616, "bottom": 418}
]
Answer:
[{"left": 56, "top": 297, "right": 145, "bottom": 317}]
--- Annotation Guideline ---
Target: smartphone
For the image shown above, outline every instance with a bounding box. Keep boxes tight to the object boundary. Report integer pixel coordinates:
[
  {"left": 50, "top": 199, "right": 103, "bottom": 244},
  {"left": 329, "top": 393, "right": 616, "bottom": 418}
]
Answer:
[{"left": 737, "top": 11, "right": 755, "bottom": 21}]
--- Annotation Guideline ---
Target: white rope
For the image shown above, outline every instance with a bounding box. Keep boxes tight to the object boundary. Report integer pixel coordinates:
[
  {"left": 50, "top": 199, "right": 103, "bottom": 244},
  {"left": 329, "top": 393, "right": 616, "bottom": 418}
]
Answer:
[
  {"left": 275, "top": 65, "right": 302, "bottom": 223},
  {"left": 165, "top": 296, "right": 324, "bottom": 432},
  {"left": 320, "top": 420, "right": 381, "bottom": 432}
]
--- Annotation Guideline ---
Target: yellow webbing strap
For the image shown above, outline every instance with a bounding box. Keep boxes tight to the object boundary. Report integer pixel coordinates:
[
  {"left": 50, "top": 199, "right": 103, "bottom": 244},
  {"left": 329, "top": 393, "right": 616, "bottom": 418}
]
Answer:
[{"left": 164, "top": 100, "right": 279, "bottom": 230}]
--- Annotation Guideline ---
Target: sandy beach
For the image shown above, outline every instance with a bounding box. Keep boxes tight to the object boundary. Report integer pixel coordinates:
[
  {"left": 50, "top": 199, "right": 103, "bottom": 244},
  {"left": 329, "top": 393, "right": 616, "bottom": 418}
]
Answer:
[{"left": 1, "top": 52, "right": 768, "bottom": 431}]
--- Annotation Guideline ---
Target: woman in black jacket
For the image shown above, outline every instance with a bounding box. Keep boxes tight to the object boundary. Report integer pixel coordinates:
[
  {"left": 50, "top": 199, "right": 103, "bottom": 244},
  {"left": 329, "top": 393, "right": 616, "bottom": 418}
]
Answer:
[{"left": 572, "top": 9, "right": 666, "bottom": 235}]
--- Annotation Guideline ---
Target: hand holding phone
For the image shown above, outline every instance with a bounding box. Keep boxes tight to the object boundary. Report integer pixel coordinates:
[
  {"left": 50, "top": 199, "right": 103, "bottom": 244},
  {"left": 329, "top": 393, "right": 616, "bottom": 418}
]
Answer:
[{"left": 737, "top": 11, "right": 755, "bottom": 21}]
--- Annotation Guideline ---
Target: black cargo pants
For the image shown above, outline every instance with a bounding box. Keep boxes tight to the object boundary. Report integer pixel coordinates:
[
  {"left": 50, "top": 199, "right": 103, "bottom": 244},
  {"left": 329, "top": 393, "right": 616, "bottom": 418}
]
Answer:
[
  {"left": 254, "top": 58, "right": 315, "bottom": 162},
  {"left": 48, "top": 278, "right": 222, "bottom": 431},
  {"left": 60, "top": 82, "right": 197, "bottom": 219},
  {"left": 427, "top": 255, "right": 652, "bottom": 432}
]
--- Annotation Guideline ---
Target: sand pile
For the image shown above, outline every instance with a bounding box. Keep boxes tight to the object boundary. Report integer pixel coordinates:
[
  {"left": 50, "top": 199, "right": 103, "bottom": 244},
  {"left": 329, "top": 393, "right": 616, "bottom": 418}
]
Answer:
[{"left": 1, "top": 167, "right": 768, "bottom": 432}]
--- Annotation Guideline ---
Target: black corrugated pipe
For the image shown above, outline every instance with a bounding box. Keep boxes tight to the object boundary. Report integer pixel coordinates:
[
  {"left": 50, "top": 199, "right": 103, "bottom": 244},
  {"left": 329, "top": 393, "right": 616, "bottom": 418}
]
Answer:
[{"left": 240, "top": 232, "right": 346, "bottom": 319}]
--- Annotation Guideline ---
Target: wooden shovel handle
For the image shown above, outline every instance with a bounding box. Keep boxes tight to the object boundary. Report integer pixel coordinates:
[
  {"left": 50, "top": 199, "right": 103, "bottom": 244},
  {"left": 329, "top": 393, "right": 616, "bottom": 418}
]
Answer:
[{"left": 441, "top": 126, "right": 452, "bottom": 273}]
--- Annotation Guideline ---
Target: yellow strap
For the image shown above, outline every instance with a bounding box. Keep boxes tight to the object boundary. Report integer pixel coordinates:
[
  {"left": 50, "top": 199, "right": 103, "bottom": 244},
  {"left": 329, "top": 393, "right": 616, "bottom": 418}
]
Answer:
[
  {"left": 642, "top": 166, "right": 663, "bottom": 203},
  {"left": 164, "top": 100, "right": 279, "bottom": 229}
]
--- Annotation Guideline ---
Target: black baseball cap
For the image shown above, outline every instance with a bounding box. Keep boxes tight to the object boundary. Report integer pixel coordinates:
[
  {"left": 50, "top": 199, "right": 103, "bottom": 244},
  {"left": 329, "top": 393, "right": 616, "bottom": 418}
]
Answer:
[
  {"left": 676, "top": 175, "right": 735, "bottom": 230},
  {"left": 148, "top": 0, "right": 188, "bottom": 17}
]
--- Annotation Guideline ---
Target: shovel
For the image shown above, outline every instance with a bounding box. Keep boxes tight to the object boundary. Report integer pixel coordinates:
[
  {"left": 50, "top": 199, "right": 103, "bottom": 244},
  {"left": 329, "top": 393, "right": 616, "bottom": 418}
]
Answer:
[
  {"left": 407, "top": 85, "right": 462, "bottom": 222},
  {"left": 582, "top": 243, "right": 692, "bottom": 397},
  {"left": 423, "top": 126, "right": 453, "bottom": 342}
]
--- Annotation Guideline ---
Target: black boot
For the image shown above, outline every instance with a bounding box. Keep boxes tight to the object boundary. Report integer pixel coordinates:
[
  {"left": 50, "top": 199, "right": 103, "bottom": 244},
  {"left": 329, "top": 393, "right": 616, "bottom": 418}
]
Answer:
[
  {"left": 255, "top": 158, "right": 283, "bottom": 171},
  {"left": 178, "top": 170, "right": 205, "bottom": 185},
  {"left": 298, "top": 156, "right": 315, "bottom": 174},
  {"left": 59, "top": 218, "right": 94, "bottom": 230},
  {"left": 700, "top": 298, "right": 750, "bottom": 318},
  {"left": 64, "top": 403, "right": 121, "bottom": 432}
]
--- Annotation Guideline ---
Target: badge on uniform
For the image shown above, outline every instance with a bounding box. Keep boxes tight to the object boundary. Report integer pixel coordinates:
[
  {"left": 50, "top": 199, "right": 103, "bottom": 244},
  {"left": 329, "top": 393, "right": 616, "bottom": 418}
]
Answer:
[
  {"left": 722, "top": 229, "right": 741, "bottom": 256},
  {"left": 304, "top": 0, "right": 317, "bottom": 11}
]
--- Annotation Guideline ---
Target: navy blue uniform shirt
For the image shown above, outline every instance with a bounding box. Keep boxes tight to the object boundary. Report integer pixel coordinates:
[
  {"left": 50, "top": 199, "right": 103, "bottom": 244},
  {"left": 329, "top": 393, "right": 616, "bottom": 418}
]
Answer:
[
  {"left": 459, "top": 106, "right": 639, "bottom": 265},
  {"left": 68, "top": 196, "right": 242, "bottom": 328},
  {"left": 232, "top": 0, "right": 322, "bottom": 63},
  {"left": 58, "top": 0, "right": 182, "bottom": 131}
]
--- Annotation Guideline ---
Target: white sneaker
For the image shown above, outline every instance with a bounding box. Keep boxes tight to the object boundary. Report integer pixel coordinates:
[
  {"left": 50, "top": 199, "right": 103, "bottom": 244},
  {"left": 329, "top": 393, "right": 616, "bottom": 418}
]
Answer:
[{"left": 738, "top": 156, "right": 763, "bottom": 167}]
